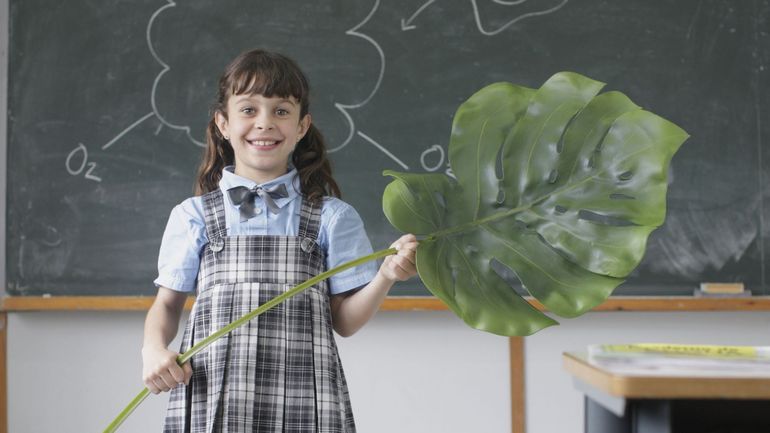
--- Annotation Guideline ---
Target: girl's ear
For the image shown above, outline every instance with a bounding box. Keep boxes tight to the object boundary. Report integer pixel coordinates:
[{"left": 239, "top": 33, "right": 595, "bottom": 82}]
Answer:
[
  {"left": 297, "top": 114, "right": 311, "bottom": 142},
  {"left": 214, "top": 111, "right": 229, "bottom": 140}
]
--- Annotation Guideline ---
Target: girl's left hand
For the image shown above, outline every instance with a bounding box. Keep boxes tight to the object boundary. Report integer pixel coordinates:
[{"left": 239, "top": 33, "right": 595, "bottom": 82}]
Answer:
[{"left": 380, "top": 234, "right": 419, "bottom": 282}]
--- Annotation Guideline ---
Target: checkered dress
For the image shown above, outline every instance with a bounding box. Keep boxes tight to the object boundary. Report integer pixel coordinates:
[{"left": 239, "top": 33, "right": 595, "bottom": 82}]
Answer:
[{"left": 163, "top": 189, "right": 356, "bottom": 433}]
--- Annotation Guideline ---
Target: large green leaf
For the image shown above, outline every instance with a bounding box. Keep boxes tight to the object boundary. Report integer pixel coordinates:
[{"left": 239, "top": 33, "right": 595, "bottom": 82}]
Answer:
[{"left": 383, "top": 72, "right": 688, "bottom": 336}]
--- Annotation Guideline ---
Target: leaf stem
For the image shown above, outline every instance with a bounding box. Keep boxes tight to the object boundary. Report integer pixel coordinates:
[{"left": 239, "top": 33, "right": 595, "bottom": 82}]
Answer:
[
  {"left": 424, "top": 205, "right": 526, "bottom": 241},
  {"left": 103, "top": 247, "right": 397, "bottom": 433}
]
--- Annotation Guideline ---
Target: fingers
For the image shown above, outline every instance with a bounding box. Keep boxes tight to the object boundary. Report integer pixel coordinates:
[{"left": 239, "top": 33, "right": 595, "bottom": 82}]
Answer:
[
  {"left": 386, "top": 255, "right": 416, "bottom": 281},
  {"left": 143, "top": 354, "right": 189, "bottom": 394},
  {"left": 394, "top": 235, "right": 418, "bottom": 264},
  {"left": 391, "top": 234, "right": 418, "bottom": 252},
  {"left": 383, "top": 234, "right": 419, "bottom": 282},
  {"left": 168, "top": 361, "right": 187, "bottom": 384},
  {"left": 182, "top": 361, "right": 193, "bottom": 385}
]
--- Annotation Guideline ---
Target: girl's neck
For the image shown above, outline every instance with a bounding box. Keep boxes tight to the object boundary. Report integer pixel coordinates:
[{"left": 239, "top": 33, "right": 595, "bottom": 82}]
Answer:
[{"left": 234, "top": 166, "right": 289, "bottom": 185}]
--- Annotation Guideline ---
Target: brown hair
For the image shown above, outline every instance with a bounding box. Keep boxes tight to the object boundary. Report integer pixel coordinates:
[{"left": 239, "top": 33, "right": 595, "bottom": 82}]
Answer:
[{"left": 195, "top": 49, "right": 341, "bottom": 203}]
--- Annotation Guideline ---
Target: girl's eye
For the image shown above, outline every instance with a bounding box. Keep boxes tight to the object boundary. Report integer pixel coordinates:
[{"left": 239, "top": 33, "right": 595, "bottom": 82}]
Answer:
[
  {"left": 240, "top": 107, "right": 255, "bottom": 115},
  {"left": 276, "top": 108, "right": 290, "bottom": 116}
]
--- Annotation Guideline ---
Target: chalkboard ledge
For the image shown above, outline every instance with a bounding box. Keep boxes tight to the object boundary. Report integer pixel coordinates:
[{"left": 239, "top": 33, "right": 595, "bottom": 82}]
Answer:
[{"left": 2, "top": 296, "right": 770, "bottom": 312}]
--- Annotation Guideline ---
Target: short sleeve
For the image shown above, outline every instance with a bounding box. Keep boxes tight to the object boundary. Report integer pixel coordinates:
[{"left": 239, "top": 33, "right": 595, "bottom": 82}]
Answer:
[
  {"left": 153, "top": 198, "right": 207, "bottom": 293},
  {"left": 322, "top": 201, "right": 378, "bottom": 295}
]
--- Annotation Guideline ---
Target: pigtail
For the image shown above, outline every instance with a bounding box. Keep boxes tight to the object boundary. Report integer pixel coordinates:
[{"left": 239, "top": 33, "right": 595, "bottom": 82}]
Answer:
[
  {"left": 292, "top": 124, "right": 341, "bottom": 203},
  {"left": 194, "top": 115, "right": 234, "bottom": 195}
]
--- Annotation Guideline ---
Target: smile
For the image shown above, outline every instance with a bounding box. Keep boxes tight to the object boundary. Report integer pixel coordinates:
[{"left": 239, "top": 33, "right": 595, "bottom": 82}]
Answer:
[{"left": 247, "top": 140, "right": 280, "bottom": 147}]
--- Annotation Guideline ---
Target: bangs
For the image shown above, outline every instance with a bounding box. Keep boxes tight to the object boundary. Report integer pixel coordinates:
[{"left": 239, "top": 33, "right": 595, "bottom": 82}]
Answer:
[{"left": 227, "top": 58, "right": 307, "bottom": 103}]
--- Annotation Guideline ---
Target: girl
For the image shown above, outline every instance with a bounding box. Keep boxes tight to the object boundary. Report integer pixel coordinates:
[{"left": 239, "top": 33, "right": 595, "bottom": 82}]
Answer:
[{"left": 142, "top": 49, "right": 418, "bottom": 433}]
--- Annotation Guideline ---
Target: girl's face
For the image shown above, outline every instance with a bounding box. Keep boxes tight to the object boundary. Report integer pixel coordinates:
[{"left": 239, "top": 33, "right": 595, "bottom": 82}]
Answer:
[{"left": 216, "top": 93, "right": 311, "bottom": 184}]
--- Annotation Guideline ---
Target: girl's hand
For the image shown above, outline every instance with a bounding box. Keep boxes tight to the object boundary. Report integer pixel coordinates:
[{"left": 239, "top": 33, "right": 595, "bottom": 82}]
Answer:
[
  {"left": 380, "top": 234, "right": 419, "bottom": 282},
  {"left": 141, "top": 346, "right": 192, "bottom": 394}
]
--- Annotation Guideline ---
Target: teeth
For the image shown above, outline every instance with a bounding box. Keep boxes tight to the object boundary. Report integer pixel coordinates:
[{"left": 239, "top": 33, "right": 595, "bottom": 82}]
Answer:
[{"left": 250, "top": 140, "right": 278, "bottom": 146}]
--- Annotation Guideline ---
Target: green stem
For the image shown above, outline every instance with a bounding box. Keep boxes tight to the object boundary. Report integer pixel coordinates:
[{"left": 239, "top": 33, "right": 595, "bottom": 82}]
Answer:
[
  {"left": 103, "top": 247, "right": 397, "bottom": 433},
  {"left": 424, "top": 204, "right": 527, "bottom": 241}
]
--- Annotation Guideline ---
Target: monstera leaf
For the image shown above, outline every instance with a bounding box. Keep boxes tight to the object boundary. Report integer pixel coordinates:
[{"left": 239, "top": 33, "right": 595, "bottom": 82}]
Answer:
[{"left": 383, "top": 72, "right": 688, "bottom": 336}]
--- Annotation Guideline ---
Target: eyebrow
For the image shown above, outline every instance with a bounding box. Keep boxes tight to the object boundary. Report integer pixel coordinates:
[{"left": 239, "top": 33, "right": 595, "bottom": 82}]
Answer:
[{"left": 231, "top": 96, "right": 298, "bottom": 106}]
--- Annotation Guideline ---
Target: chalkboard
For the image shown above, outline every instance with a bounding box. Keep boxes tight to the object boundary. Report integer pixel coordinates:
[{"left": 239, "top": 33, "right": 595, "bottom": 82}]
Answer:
[{"left": 6, "top": 0, "right": 769, "bottom": 296}]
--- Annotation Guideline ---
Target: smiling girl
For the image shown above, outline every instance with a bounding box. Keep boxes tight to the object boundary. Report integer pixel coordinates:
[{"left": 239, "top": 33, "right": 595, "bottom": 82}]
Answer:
[{"left": 141, "top": 49, "right": 417, "bottom": 433}]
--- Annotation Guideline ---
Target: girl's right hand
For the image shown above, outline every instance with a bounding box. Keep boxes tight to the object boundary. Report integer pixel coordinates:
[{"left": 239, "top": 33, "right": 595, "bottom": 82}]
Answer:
[{"left": 141, "top": 346, "right": 192, "bottom": 394}]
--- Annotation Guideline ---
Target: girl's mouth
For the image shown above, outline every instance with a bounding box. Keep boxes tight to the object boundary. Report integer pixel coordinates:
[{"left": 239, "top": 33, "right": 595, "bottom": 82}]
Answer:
[{"left": 248, "top": 140, "right": 280, "bottom": 147}]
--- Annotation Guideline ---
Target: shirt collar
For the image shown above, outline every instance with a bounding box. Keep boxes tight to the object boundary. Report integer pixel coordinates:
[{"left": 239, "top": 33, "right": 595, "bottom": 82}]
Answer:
[{"left": 219, "top": 166, "right": 300, "bottom": 210}]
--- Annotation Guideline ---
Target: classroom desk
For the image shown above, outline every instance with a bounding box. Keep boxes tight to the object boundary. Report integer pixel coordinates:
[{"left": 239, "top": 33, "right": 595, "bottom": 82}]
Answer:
[{"left": 563, "top": 351, "right": 770, "bottom": 433}]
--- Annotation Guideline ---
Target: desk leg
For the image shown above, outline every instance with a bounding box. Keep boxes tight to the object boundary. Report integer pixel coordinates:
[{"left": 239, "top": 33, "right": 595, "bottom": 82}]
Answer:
[
  {"left": 584, "top": 396, "right": 631, "bottom": 433},
  {"left": 633, "top": 400, "right": 672, "bottom": 433}
]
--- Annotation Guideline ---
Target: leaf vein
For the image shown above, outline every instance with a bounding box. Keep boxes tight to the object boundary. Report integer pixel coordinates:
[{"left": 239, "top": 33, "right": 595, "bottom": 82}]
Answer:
[
  {"left": 448, "top": 238, "right": 501, "bottom": 308},
  {"left": 481, "top": 224, "right": 588, "bottom": 290},
  {"left": 397, "top": 185, "right": 436, "bottom": 227},
  {"left": 421, "top": 177, "right": 443, "bottom": 229}
]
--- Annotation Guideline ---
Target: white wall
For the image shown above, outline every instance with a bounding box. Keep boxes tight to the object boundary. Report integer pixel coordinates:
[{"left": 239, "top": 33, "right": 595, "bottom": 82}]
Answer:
[
  {"left": 7, "top": 310, "right": 511, "bottom": 433},
  {"left": 7, "top": 309, "right": 770, "bottom": 433}
]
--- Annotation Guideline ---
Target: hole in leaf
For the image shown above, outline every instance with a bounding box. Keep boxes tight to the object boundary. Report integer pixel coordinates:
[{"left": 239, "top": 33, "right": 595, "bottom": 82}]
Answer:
[
  {"left": 556, "top": 112, "right": 578, "bottom": 154},
  {"left": 578, "top": 209, "right": 636, "bottom": 226},
  {"left": 618, "top": 171, "right": 633, "bottom": 181},
  {"left": 548, "top": 169, "right": 559, "bottom": 184},
  {"left": 609, "top": 193, "right": 635, "bottom": 200},
  {"left": 513, "top": 219, "right": 528, "bottom": 231},
  {"left": 595, "top": 127, "right": 611, "bottom": 151},
  {"left": 588, "top": 149, "right": 602, "bottom": 169},
  {"left": 554, "top": 205, "right": 568, "bottom": 214},
  {"left": 496, "top": 188, "right": 505, "bottom": 204},
  {"left": 490, "top": 258, "right": 527, "bottom": 296}
]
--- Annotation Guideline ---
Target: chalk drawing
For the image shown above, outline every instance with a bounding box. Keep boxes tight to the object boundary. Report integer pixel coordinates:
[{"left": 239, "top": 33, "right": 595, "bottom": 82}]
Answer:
[
  {"left": 101, "top": 112, "right": 155, "bottom": 150},
  {"left": 470, "top": 0, "right": 569, "bottom": 36},
  {"left": 401, "top": 0, "right": 437, "bottom": 31},
  {"left": 331, "top": 0, "right": 387, "bottom": 155},
  {"left": 402, "top": 0, "right": 569, "bottom": 36},
  {"left": 133, "top": 1, "right": 402, "bottom": 165},
  {"left": 421, "top": 144, "right": 445, "bottom": 172},
  {"left": 147, "top": 0, "right": 206, "bottom": 147},
  {"left": 66, "top": 143, "right": 102, "bottom": 182},
  {"left": 358, "top": 131, "right": 410, "bottom": 170}
]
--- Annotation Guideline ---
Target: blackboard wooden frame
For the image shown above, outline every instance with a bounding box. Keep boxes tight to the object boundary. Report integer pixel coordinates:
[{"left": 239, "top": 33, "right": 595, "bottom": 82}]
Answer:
[{"left": 4, "top": 296, "right": 770, "bottom": 312}]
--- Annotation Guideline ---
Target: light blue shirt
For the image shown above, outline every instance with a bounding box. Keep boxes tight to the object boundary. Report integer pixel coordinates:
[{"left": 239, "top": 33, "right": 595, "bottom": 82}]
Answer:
[{"left": 155, "top": 167, "right": 378, "bottom": 295}]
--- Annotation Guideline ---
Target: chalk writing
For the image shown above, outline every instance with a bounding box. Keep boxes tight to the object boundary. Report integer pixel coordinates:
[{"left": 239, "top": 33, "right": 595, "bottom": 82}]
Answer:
[{"left": 65, "top": 143, "right": 102, "bottom": 182}]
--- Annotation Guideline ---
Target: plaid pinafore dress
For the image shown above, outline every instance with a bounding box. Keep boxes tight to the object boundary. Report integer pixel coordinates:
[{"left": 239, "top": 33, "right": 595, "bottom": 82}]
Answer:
[{"left": 163, "top": 189, "right": 356, "bottom": 433}]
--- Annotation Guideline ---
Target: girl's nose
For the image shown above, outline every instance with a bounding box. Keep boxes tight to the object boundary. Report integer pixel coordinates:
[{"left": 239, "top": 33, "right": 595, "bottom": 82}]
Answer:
[{"left": 254, "top": 113, "right": 275, "bottom": 130}]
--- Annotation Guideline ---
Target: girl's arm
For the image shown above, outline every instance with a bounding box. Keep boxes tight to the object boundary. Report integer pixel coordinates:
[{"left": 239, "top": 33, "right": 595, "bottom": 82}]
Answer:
[
  {"left": 141, "top": 287, "right": 192, "bottom": 394},
  {"left": 330, "top": 234, "right": 418, "bottom": 337}
]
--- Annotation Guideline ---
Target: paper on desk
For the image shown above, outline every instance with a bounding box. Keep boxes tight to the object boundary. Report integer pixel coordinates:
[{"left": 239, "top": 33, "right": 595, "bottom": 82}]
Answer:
[{"left": 587, "top": 343, "right": 770, "bottom": 377}]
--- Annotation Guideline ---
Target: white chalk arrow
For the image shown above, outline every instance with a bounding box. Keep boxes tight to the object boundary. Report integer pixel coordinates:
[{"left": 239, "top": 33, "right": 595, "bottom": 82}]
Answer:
[{"left": 401, "top": 0, "right": 437, "bottom": 31}]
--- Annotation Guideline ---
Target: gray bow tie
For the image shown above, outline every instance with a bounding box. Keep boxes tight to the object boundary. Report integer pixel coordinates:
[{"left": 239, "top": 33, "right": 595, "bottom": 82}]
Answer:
[{"left": 227, "top": 183, "right": 289, "bottom": 221}]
